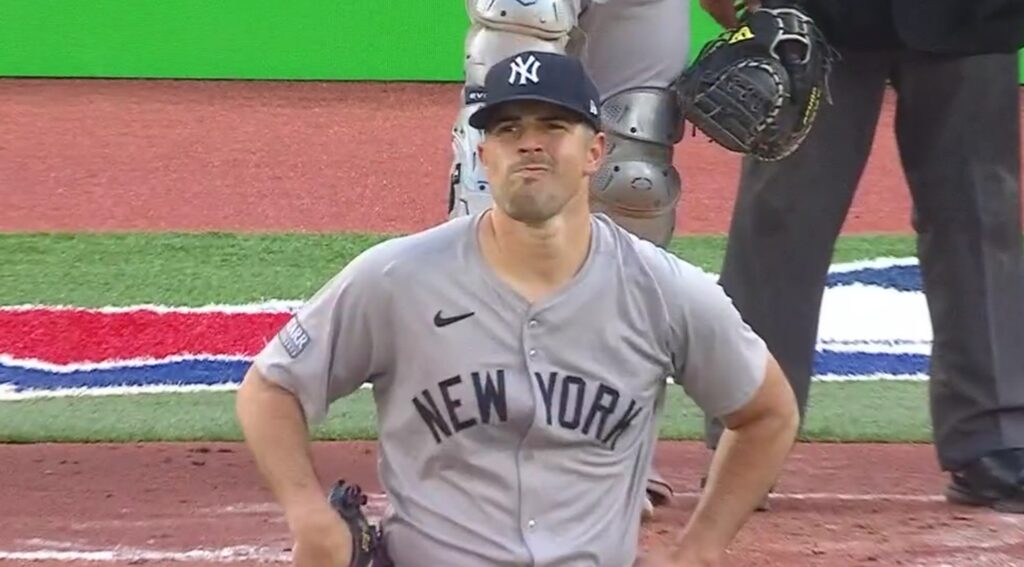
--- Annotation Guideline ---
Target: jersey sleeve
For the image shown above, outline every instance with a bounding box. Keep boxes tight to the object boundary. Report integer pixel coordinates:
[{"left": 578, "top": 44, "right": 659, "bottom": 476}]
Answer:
[
  {"left": 251, "top": 247, "right": 394, "bottom": 426},
  {"left": 646, "top": 247, "right": 769, "bottom": 419}
]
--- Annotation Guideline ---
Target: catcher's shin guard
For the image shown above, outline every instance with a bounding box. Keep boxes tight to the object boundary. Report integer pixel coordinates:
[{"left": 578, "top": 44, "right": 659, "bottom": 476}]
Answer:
[
  {"left": 589, "top": 87, "right": 684, "bottom": 248},
  {"left": 448, "top": 0, "right": 580, "bottom": 219}
]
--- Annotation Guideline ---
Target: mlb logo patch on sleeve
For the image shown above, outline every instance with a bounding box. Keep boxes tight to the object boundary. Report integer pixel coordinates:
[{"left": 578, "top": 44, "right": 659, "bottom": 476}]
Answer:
[{"left": 278, "top": 316, "right": 311, "bottom": 358}]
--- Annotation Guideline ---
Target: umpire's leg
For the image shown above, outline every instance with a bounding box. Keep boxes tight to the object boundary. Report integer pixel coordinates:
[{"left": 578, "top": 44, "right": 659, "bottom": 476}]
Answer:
[
  {"left": 891, "top": 51, "right": 1024, "bottom": 471},
  {"left": 705, "top": 51, "right": 894, "bottom": 448}
]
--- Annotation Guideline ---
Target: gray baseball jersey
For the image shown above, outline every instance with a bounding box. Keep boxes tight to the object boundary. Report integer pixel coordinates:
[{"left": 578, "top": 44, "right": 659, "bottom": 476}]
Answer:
[{"left": 253, "top": 212, "right": 768, "bottom": 567}]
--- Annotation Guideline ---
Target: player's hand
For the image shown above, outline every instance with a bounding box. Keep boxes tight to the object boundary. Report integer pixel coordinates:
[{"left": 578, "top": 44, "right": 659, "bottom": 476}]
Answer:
[
  {"left": 289, "top": 503, "right": 353, "bottom": 567},
  {"left": 699, "top": 0, "right": 761, "bottom": 29}
]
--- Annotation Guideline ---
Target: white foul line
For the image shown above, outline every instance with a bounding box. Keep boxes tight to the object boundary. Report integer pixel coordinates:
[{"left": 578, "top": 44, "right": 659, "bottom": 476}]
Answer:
[
  {"left": 674, "top": 491, "right": 947, "bottom": 503},
  {"left": 0, "top": 545, "right": 290, "bottom": 563}
]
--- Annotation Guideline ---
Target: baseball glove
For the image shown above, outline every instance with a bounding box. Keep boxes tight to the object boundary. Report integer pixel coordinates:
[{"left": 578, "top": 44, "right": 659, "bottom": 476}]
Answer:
[
  {"left": 328, "top": 480, "right": 388, "bottom": 567},
  {"left": 673, "top": 0, "right": 837, "bottom": 161}
]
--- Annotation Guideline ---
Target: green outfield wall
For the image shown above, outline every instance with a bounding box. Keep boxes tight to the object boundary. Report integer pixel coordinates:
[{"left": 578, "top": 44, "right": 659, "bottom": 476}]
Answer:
[{"left": 1, "top": 1, "right": 1022, "bottom": 82}]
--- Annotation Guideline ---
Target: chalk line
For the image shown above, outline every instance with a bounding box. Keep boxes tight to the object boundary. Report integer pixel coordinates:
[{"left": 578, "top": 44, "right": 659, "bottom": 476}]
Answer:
[
  {"left": 3, "top": 489, "right": 1008, "bottom": 565},
  {"left": 0, "top": 545, "right": 289, "bottom": 563},
  {"left": 675, "top": 491, "right": 946, "bottom": 503},
  {"left": 202, "top": 492, "right": 949, "bottom": 518}
]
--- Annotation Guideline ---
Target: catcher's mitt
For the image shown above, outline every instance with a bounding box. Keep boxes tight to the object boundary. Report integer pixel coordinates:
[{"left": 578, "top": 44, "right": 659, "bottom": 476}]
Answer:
[
  {"left": 674, "top": 0, "right": 837, "bottom": 161},
  {"left": 328, "top": 480, "right": 388, "bottom": 567}
]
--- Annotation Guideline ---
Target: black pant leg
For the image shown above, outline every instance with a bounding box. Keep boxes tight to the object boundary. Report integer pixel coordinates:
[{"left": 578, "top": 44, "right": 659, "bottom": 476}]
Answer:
[
  {"left": 705, "top": 51, "right": 894, "bottom": 447},
  {"left": 892, "top": 50, "right": 1024, "bottom": 471}
]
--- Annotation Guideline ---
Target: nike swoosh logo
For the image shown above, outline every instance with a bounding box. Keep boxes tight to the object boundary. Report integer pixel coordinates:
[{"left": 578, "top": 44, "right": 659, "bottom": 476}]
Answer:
[{"left": 434, "top": 310, "right": 475, "bottom": 328}]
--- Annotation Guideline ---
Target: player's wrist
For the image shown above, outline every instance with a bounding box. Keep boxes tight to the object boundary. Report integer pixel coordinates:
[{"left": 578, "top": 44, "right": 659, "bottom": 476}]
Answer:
[
  {"left": 667, "top": 538, "right": 726, "bottom": 567},
  {"left": 290, "top": 510, "right": 353, "bottom": 567},
  {"left": 671, "top": 524, "right": 728, "bottom": 565},
  {"left": 285, "top": 495, "right": 343, "bottom": 534}
]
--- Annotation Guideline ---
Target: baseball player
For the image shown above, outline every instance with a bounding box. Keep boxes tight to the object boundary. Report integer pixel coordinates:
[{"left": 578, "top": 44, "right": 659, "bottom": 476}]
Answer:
[
  {"left": 447, "top": 0, "right": 756, "bottom": 245},
  {"left": 445, "top": 0, "right": 758, "bottom": 518},
  {"left": 237, "top": 51, "right": 798, "bottom": 567}
]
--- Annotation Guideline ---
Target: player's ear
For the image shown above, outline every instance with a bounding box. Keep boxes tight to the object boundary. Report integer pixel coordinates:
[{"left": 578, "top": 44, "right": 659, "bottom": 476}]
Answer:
[
  {"left": 477, "top": 138, "right": 489, "bottom": 167},
  {"left": 583, "top": 130, "right": 606, "bottom": 174}
]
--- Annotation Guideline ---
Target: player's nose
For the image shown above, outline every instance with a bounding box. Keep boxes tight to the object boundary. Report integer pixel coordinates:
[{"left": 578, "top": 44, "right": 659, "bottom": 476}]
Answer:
[
  {"left": 515, "top": 125, "right": 548, "bottom": 151},
  {"left": 517, "top": 144, "right": 545, "bottom": 158}
]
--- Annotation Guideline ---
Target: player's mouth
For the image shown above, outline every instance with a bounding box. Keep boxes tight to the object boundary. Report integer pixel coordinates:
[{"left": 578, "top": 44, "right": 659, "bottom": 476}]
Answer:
[{"left": 513, "top": 164, "right": 551, "bottom": 174}]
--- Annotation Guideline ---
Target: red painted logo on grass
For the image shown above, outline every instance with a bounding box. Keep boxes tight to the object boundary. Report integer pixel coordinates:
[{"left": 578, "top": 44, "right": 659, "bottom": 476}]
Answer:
[{"left": 0, "top": 307, "right": 291, "bottom": 364}]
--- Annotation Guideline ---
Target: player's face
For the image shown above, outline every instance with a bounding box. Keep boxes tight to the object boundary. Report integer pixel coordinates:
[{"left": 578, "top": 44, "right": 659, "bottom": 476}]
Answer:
[{"left": 479, "top": 101, "right": 605, "bottom": 224}]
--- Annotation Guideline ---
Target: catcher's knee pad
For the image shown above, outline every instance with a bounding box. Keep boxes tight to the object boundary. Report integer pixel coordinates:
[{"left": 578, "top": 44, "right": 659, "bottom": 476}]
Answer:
[
  {"left": 463, "top": 0, "right": 579, "bottom": 87},
  {"left": 448, "top": 0, "right": 581, "bottom": 219},
  {"left": 590, "top": 87, "right": 684, "bottom": 248}
]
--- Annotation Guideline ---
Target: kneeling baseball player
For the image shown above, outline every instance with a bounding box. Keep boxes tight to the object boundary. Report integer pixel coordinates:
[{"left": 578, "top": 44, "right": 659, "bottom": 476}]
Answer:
[{"left": 236, "top": 50, "right": 800, "bottom": 567}]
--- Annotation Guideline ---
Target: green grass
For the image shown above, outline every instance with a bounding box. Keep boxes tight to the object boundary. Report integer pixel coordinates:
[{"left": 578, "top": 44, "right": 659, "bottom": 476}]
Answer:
[
  {"left": 0, "top": 381, "right": 932, "bottom": 444},
  {"left": 0, "top": 232, "right": 390, "bottom": 306},
  {"left": 0, "top": 232, "right": 918, "bottom": 306},
  {"left": 0, "top": 231, "right": 930, "bottom": 444}
]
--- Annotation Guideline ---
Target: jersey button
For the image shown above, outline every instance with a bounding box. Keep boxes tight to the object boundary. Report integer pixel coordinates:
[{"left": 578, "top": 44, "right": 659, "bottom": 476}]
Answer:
[
  {"left": 527, "top": 519, "right": 537, "bottom": 529},
  {"left": 528, "top": 319, "right": 538, "bottom": 329},
  {"left": 528, "top": 349, "right": 537, "bottom": 358}
]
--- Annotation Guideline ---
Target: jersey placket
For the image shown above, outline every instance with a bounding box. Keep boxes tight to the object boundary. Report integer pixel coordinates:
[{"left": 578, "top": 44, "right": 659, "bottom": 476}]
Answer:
[{"left": 515, "top": 308, "right": 553, "bottom": 565}]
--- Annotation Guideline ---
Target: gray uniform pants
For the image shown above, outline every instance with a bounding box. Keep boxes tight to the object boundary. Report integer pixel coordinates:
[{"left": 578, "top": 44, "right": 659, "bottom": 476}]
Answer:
[
  {"left": 704, "top": 49, "right": 1024, "bottom": 472},
  {"left": 574, "top": 0, "right": 691, "bottom": 100}
]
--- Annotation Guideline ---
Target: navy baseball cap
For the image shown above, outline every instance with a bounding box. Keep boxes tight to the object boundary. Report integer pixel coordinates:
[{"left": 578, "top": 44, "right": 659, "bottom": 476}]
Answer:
[{"left": 468, "top": 51, "right": 602, "bottom": 132}]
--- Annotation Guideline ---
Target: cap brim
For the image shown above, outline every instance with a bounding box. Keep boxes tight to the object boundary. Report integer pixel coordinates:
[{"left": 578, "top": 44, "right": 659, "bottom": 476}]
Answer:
[{"left": 468, "top": 94, "right": 600, "bottom": 131}]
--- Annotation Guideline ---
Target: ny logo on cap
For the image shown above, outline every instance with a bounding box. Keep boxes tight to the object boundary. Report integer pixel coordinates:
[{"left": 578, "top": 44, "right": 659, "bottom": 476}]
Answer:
[{"left": 508, "top": 54, "right": 541, "bottom": 86}]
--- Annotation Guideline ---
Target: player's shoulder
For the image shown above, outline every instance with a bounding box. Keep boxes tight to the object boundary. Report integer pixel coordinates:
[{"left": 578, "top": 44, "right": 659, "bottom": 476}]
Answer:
[
  {"left": 341, "top": 214, "right": 476, "bottom": 281},
  {"left": 591, "top": 213, "right": 715, "bottom": 289}
]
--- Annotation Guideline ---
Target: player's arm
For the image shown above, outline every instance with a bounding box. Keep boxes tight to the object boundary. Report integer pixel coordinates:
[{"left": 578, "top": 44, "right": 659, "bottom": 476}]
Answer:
[
  {"left": 236, "top": 366, "right": 351, "bottom": 567},
  {"left": 672, "top": 354, "right": 797, "bottom": 565},
  {"left": 235, "top": 251, "right": 394, "bottom": 567},
  {"left": 236, "top": 365, "right": 325, "bottom": 519},
  {"left": 656, "top": 254, "right": 799, "bottom": 565}
]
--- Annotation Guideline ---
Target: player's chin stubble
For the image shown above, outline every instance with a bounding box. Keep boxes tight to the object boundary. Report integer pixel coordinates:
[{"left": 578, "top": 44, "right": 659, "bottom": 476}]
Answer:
[{"left": 499, "top": 178, "right": 566, "bottom": 224}]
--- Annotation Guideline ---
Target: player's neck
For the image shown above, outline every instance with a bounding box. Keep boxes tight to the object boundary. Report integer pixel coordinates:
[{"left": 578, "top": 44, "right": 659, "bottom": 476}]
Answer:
[{"left": 481, "top": 197, "right": 592, "bottom": 303}]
